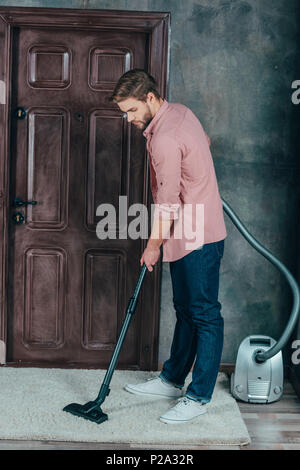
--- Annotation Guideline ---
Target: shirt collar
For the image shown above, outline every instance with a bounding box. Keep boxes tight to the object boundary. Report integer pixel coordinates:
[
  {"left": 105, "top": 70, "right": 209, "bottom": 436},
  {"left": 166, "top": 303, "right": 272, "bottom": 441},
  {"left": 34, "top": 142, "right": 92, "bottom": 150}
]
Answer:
[{"left": 143, "top": 99, "right": 169, "bottom": 138}]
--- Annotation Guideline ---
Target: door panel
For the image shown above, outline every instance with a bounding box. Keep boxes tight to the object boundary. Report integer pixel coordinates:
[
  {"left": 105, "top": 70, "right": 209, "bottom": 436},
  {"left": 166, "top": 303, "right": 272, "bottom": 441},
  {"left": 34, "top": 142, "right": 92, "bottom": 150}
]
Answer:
[
  {"left": 82, "top": 250, "right": 125, "bottom": 351},
  {"left": 23, "top": 247, "right": 66, "bottom": 349},
  {"left": 27, "top": 108, "right": 69, "bottom": 228},
  {"left": 87, "top": 108, "right": 129, "bottom": 228},
  {"left": 6, "top": 22, "right": 156, "bottom": 367}
]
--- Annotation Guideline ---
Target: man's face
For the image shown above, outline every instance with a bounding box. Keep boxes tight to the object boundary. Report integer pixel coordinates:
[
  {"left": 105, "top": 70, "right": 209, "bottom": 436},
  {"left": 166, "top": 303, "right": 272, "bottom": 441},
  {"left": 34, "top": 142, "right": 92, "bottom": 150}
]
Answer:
[{"left": 117, "top": 97, "right": 153, "bottom": 130}]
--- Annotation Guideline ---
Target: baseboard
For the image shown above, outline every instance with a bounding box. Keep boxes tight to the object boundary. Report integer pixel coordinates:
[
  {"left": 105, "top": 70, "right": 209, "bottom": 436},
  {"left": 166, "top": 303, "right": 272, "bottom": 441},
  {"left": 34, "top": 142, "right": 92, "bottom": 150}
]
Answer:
[
  {"left": 219, "top": 363, "right": 235, "bottom": 375},
  {"left": 2, "top": 361, "right": 237, "bottom": 374}
]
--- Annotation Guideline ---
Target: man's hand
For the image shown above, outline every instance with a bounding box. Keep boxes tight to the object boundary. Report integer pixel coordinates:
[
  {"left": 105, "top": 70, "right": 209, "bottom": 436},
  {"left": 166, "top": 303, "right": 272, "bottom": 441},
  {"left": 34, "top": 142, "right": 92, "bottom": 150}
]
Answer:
[{"left": 140, "top": 243, "right": 161, "bottom": 272}]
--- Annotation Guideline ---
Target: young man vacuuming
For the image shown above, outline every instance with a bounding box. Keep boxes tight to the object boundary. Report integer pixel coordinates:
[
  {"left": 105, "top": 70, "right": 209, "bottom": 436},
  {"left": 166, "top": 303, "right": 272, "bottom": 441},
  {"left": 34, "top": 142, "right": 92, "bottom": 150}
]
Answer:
[{"left": 109, "top": 69, "right": 227, "bottom": 424}]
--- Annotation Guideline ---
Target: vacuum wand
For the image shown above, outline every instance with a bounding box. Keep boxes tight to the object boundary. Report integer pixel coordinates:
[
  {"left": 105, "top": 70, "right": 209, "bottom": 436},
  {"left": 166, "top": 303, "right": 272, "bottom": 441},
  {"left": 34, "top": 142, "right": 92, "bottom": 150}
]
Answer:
[{"left": 63, "top": 263, "right": 148, "bottom": 424}]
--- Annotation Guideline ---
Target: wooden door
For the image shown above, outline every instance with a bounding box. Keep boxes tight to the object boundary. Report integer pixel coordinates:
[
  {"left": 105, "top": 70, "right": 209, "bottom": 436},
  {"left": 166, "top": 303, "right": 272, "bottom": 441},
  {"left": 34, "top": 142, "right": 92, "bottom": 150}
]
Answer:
[{"left": 0, "top": 8, "right": 170, "bottom": 368}]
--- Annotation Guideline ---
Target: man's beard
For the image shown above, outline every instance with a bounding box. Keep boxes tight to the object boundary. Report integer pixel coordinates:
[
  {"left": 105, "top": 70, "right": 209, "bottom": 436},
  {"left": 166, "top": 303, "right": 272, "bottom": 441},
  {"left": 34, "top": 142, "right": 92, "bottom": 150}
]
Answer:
[{"left": 133, "top": 106, "right": 153, "bottom": 130}]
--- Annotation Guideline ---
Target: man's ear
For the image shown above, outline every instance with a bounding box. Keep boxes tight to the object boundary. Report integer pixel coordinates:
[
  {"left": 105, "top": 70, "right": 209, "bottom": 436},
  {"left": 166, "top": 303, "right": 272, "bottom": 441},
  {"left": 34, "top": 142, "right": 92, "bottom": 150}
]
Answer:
[
  {"left": 146, "top": 91, "right": 155, "bottom": 105},
  {"left": 146, "top": 91, "right": 156, "bottom": 106}
]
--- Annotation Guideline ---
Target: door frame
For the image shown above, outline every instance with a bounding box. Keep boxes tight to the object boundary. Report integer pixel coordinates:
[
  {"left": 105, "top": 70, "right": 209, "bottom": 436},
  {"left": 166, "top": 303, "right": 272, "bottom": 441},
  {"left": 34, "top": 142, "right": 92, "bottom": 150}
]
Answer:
[{"left": 0, "top": 6, "right": 170, "bottom": 369}]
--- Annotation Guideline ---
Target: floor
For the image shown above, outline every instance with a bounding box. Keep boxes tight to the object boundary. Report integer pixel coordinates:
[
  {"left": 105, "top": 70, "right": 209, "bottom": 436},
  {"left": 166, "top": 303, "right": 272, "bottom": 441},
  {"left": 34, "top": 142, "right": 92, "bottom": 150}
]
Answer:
[
  {"left": 238, "top": 380, "right": 300, "bottom": 450},
  {"left": 0, "top": 379, "right": 299, "bottom": 450}
]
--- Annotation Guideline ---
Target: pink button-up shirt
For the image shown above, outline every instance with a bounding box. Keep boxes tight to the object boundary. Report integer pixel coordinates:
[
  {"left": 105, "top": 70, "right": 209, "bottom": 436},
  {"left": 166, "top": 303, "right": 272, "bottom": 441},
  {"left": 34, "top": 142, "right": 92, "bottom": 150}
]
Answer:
[{"left": 143, "top": 100, "right": 227, "bottom": 262}]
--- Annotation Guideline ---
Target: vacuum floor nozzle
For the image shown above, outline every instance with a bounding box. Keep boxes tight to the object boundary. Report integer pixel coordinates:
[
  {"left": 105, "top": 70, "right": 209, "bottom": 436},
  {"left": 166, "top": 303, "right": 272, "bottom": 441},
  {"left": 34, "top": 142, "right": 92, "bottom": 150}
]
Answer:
[{"left": 63, "top": 401, "right": 108, "bottom": 424}]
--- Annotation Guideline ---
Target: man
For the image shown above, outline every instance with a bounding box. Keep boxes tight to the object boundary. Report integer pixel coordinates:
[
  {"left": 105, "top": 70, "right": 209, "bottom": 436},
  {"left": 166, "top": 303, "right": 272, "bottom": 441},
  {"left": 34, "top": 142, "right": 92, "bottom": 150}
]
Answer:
[{"left": 109, "top": 69, "right": 227, "bottom": 424}]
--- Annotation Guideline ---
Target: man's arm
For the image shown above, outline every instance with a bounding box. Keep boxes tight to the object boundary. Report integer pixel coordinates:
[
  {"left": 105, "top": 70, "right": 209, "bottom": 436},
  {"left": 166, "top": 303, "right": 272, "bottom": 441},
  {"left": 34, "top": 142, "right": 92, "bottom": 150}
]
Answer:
[
  {"left": 141, "top": 216, "right": 174, "bottom": 270},
  {"left": 141, "top": 134, "right": 182, "bottom": 270},
  {"left": 147, "top": 216, "right": 174, "bottom": 250}
]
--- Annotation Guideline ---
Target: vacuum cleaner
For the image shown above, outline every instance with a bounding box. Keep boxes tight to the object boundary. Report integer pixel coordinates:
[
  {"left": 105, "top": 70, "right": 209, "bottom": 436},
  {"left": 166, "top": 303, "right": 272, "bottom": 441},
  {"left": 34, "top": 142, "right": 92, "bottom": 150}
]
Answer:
[
  {"left": 222, "top": 198, "right": 300, "bottom": 403},
  {"left": 63, "top": 263, "right": 147, "bottom": 423}
]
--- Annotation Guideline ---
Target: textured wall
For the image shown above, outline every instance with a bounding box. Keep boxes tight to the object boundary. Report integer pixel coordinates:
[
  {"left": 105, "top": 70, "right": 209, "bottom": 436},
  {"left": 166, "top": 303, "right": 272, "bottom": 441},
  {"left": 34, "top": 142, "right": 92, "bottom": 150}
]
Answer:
[{"left": 1, "top": 0, "right": 300, "bottom": 365}]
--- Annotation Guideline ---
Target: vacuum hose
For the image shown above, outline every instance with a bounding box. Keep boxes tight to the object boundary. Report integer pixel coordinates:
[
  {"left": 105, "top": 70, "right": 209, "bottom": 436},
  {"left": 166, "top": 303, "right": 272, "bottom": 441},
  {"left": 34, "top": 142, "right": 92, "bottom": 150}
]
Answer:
[{"left": 221, "top": 198, "right": 300, "bottom": 363}]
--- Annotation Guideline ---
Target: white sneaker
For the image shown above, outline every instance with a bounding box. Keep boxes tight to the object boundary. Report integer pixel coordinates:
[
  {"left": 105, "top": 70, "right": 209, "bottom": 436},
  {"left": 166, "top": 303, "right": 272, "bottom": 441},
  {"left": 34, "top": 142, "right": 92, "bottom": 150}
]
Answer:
[
  {"left": 160, "top": 397, "right": 207, "bottom": 424},
  {"left": 124, "top": 376, "right": 183, "bottom": 399}
]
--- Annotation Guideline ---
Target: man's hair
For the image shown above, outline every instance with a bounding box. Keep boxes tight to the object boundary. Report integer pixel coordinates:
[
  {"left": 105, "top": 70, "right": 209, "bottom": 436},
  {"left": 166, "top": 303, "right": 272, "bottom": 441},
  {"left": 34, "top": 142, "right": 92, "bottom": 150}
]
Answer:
[{"left": 109, "top": 69, "right": 161, "bottom": 103}]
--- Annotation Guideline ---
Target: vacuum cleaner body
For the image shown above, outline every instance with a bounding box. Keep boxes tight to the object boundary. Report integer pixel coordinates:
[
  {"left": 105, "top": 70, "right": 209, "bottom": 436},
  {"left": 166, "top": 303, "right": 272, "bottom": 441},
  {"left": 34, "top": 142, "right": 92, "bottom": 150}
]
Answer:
[{"left": 231, "top": 335, "right": 283, "bottom": 403}]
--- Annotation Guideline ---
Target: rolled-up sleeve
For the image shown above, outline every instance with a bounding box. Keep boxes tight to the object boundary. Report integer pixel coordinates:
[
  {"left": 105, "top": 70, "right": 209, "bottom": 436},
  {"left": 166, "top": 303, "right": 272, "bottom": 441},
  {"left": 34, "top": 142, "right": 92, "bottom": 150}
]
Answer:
[{"left": 151, "top": 134, "right": 182, "bottom": 221}]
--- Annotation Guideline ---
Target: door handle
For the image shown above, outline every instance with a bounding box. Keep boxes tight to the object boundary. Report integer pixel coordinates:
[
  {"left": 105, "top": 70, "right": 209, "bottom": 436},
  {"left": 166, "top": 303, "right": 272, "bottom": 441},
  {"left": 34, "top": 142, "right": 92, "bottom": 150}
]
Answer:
[{"left": 12, "top": 197, "right": 37, "bottom": 207}]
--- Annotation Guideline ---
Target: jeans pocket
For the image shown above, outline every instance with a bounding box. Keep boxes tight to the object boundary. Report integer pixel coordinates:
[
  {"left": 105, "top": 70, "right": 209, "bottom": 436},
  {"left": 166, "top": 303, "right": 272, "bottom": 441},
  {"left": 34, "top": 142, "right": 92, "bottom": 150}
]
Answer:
[{"left": 215, "top": 240, "right": 225, "bottom": 258}]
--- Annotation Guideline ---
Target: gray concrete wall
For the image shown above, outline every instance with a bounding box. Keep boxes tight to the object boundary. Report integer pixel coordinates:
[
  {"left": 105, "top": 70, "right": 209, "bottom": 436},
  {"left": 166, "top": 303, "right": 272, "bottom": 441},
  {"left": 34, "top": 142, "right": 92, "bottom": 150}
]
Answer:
[{"left": 1, "top": 0, "right": 299, "bottom": 365}]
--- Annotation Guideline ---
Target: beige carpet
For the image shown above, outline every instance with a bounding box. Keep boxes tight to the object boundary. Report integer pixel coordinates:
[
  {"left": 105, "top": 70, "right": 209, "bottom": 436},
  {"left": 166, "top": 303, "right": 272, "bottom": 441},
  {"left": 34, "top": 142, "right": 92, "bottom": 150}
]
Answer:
[{"left": 0, "top": 368, "right": 250, "bottom": 446}]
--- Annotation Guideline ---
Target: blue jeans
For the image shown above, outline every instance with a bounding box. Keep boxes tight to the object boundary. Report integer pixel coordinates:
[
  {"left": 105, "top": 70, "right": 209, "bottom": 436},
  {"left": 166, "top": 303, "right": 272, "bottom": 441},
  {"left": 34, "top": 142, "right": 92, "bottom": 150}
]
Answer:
[{"left": 159, "top": 240, "right": 225, "bottom": 404}]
